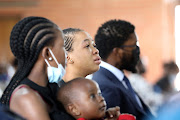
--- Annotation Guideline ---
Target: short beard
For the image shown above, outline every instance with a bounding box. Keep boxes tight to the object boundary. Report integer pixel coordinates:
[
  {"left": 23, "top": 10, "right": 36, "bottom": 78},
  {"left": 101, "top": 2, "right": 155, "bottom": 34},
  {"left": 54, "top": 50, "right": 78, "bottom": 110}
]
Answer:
[{"left": 120, "top": 53, "right": 138, "bottom": 73}]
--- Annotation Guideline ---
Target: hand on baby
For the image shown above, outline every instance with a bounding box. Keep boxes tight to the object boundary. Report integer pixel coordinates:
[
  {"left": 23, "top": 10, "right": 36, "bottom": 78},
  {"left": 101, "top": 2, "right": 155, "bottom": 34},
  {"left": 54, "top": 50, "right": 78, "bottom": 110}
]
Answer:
[
  {"left": 105, "top": 106, "right": 136, "bottom": 120},
  {"left": 105, "top": 106, "right": 120, "bottom": 120}
]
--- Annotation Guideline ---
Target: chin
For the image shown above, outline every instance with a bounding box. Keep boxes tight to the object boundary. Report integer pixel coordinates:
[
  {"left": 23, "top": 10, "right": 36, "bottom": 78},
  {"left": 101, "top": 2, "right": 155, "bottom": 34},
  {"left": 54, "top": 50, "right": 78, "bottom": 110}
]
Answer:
[
  {"left": 98, "top": 112, "right": 106, "bottom": 119},
  {"left": 86, "top": 65, "right": 100, "bottom": 76},
  {"left": 92, "top": 66, "right": 100, "bottom": 73}
]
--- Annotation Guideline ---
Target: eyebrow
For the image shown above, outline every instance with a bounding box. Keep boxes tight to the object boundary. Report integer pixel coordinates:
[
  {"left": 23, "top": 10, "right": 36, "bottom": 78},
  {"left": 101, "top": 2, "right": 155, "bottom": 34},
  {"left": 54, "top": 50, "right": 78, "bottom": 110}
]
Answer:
[{"left": 82, "top": 39, "right": 90, "bottom": 43}]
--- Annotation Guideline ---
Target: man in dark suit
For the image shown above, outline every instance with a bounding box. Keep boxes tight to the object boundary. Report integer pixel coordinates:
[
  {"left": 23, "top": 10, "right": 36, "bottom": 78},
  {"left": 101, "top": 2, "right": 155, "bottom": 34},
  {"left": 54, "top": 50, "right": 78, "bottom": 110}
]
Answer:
[{"left": 92, "top": 19, "right": 154, "bottom": 120}]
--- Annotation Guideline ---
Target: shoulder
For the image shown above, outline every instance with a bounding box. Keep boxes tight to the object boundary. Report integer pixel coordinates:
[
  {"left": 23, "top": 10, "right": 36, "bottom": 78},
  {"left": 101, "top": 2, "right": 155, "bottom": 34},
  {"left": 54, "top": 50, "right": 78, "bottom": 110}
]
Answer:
[
  {"left": 10, "top": 84, "right": 46, "bottom": 111},
  {"left": 93, "top": 67, "right": 115, "bottom": 81},
  {"left": 92, "top": 70, "right": 108, "bottom": 82},
  {"left": 10, "top": 85, "right": 50, "bottom": 119},
  {"left": 10, "top": 85, "right": 42, "bottom": 103},
  {"left": 93, "top": 67, "right": 107, "bottom": 76}
]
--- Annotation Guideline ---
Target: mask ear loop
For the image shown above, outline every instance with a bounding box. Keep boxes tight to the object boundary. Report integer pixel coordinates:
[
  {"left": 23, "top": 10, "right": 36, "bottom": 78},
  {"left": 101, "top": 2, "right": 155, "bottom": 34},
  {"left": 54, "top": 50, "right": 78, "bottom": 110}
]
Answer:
[
  {"left": 44, "top": 58, "right": 51, "bottom": 67},
  {"left": 42, "top": 51, "right": 51, "bottom": 67},
  {"left": 48, "top": 48, "right": 59, "bottom": 65}
]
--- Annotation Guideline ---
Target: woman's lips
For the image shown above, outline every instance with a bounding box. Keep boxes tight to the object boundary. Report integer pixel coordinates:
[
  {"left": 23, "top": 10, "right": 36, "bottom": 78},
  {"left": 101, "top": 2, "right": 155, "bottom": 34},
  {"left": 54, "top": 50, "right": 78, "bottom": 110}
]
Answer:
[{"left": 94, "top": 57, "right": 101, "bottom": 65}]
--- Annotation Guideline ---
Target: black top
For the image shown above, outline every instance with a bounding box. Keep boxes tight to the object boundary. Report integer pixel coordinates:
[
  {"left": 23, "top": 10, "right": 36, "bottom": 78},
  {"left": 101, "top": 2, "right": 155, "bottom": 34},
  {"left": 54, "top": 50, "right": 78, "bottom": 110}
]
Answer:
[
  {"left": 58, "top": 79, "right": 66, "bottom": 87},
  {"left": 20, "top": 78, "right": 75, "bottom": 120}
]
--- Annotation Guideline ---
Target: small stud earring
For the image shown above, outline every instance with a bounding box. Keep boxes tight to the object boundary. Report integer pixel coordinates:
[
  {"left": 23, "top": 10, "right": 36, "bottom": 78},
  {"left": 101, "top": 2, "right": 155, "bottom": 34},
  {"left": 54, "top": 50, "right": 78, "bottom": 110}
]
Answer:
[
  {"left": 69, "top": 59, "right": 74, "bottom": 63},
  {"left": 49, "top": 57, "right": 52, "bottom": 61}
]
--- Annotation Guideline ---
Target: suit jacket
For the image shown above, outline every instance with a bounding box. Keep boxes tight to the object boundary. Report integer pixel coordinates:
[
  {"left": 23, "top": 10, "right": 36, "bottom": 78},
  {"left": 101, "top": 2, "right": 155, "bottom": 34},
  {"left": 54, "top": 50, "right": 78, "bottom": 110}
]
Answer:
[{"left": 92, "top": 67, "right": 154, "bottom": 120}]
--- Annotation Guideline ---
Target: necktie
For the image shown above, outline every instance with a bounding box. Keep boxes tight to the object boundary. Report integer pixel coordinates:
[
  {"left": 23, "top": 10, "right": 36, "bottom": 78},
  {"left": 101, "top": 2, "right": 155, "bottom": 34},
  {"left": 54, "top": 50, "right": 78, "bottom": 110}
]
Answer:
[
  {"left": 123, "top": 76, "right": 137, "bottom": 100},
  {"left": 123, "top": 75, "right": 143, "bottom": 109}
]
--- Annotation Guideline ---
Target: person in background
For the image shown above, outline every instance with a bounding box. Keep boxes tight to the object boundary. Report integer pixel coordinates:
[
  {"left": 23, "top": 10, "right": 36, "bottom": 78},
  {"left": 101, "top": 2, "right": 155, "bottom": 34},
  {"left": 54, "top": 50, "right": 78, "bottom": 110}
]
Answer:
[
  {"left": 59, "top": 28, "right": 101, "bottom": 86},
  {"left": 0, "top": 16, "right": 73, "bottom": 120},
  {"left": 128, "top": 58, "right": 163, "bottom": 116},
  {"left": 0, "top": 63, "right": 10, "bottom": 95},
  {"left": 57, "top": 77, "right": 136, "bottom": 120},
  {"left": 7, "top": 58, "right": 18, "bottom": 79},
  {"left": 151, "top": 61, "right": 180, "bottom": 120},
  {"left": 0, "top": 63, "right": 10, "bottom": 83},
  {"left": 92, "top": 19, "right": 154, "bottom": 120},
  {"left": 149, "top": 91, "right": 180, "bottom": 120},
  {"left": 154, "top": 61, "right": 179, "bottom": 98}
]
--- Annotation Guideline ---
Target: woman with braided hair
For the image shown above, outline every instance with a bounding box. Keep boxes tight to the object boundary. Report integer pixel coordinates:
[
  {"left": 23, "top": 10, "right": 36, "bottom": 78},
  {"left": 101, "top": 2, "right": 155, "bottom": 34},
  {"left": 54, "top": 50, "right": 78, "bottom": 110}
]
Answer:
[
  {"left": 0, "top": 16, "right": 74, "bottom": 120},
  {"left": 59, "top": 28, "right": 101, "bottom": 86}
]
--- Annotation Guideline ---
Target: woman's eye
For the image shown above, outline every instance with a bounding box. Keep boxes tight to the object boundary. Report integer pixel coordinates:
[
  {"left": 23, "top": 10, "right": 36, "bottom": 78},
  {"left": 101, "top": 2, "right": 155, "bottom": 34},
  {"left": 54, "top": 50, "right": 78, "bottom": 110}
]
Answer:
[
  {"left": 86, "top": 44, "right": 90, "bottom": 48},
  {"left": 93, "top": 44, "right": 97, "bottom": 48}
]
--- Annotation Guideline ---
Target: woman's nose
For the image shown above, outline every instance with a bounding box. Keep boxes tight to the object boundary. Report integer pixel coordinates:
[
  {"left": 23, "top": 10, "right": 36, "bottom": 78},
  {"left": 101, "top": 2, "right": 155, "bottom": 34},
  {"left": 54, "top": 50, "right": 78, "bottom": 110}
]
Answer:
[{"left": 93, "top": 47, "right": 99, "bottom": 55}]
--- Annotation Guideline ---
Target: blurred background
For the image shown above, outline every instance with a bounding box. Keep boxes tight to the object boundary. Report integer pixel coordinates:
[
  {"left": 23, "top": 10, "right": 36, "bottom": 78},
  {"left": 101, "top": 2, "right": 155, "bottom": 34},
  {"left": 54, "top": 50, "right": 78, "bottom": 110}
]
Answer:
[{"left": 0, "top": 0, "right": 180, "bottom": 96}]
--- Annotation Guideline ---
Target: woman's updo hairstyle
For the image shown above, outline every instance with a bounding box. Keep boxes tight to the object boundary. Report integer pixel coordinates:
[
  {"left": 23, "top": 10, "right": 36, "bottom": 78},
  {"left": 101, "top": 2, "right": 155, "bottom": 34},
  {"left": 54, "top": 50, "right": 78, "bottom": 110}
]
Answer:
[{"left": 63, "top": 28, "right": 83, "bottom": 52}]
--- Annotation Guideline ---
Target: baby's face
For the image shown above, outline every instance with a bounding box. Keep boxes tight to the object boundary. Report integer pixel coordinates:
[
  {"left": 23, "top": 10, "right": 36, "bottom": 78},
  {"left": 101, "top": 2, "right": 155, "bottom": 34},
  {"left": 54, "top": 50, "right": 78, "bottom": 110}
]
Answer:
[{"left": 75, "top": 80, "right": 107, "bottom": 119}]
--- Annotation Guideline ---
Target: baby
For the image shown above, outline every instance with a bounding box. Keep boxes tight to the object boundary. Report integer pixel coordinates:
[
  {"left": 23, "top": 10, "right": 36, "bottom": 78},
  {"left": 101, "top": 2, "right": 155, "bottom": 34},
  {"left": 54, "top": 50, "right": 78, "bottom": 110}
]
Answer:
[{"left": 57, "top": 77, "right": 136, "bottom": 120}]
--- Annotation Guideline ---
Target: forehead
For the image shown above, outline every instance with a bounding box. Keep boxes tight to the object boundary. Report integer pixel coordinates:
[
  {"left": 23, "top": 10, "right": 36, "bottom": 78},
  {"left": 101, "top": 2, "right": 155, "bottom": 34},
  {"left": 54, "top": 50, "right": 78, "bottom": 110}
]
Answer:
[
  {"left": 76, "top": 80, "right": 99, "bottom": 92},
  {"left": 73, "top": 31, "right": 94, "bottom": 45}
]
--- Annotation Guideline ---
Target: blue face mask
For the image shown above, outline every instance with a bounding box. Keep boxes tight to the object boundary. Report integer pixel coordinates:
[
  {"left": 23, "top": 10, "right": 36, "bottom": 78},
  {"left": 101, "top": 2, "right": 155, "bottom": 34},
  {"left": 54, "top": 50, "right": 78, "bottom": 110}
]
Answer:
[{"left": 44, "top": 48, "right": 65, "bottom": 83}]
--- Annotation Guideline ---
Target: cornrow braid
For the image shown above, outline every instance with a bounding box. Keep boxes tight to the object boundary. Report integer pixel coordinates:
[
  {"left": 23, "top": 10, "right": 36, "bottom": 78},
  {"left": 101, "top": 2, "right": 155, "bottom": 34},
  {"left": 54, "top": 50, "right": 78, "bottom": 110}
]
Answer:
[
  {"left": 0, "top": 16, "right": 60, "bottom": 106},
  {"left": 63, "top": 28, "right": 83, "bottom": 52}
]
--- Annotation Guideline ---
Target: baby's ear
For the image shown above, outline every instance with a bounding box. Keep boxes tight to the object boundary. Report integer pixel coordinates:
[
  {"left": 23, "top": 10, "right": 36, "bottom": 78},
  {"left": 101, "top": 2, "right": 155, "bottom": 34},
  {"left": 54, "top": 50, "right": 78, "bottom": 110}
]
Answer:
[{"left": 67, "top": 103, "right": 81, "bottom": 116}]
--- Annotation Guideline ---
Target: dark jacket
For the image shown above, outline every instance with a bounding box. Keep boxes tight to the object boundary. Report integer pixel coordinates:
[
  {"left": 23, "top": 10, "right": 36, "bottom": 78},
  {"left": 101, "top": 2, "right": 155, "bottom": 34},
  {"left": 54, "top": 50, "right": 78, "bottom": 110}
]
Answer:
[{"left": 92, "top": 67, "right": 154, "bottom": 120}]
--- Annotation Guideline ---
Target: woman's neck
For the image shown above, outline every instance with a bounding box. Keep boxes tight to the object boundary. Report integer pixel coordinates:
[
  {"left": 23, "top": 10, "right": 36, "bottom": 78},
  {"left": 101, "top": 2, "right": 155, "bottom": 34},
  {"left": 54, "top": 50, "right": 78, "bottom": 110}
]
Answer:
[
  {"left": 63, "top": 67, "right": 87, "bottom": 82},
  {"left": 28, "top": 60, "right": 48, "bottom": 87}
]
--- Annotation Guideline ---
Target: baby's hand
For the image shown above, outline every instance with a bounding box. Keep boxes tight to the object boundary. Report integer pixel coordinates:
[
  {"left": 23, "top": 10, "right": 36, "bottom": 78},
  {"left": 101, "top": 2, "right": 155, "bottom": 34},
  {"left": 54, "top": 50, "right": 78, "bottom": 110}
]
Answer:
[{"left": 105, "top": 106, "right": 120, "bottom": 120}]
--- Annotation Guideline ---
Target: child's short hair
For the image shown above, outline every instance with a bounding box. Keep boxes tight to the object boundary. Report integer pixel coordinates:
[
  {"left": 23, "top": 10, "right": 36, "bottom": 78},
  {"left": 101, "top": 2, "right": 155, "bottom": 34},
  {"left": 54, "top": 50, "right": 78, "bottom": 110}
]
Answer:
[{"left": 57, "top": 77, "right": 86, "bottom": 110}]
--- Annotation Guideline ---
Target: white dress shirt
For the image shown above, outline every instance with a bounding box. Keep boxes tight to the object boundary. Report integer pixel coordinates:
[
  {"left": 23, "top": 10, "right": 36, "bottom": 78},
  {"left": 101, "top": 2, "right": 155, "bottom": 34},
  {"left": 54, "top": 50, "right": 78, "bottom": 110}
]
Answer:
[{"left": 100, "top": 61, "right": 128, "bottom": 89}]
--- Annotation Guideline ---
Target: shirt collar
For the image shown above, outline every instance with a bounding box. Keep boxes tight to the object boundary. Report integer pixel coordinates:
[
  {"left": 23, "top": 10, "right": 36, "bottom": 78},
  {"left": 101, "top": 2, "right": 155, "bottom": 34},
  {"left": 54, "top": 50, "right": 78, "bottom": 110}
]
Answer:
[{"left": 100, "top": 61, "right": 124, "bottom": 81}]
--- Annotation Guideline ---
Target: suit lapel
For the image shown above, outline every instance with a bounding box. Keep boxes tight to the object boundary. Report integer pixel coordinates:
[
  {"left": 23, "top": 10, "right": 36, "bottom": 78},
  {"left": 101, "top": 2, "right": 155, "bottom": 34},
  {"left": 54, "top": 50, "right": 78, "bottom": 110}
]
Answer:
[{"left": 99, "top": 67, "right": 147, "bottom": 114}]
